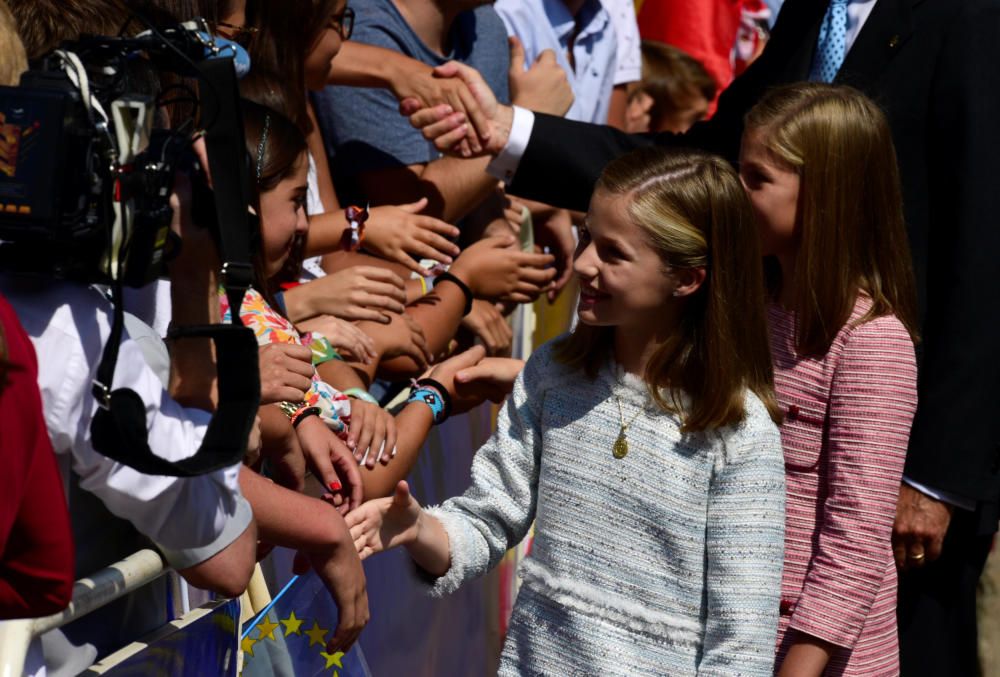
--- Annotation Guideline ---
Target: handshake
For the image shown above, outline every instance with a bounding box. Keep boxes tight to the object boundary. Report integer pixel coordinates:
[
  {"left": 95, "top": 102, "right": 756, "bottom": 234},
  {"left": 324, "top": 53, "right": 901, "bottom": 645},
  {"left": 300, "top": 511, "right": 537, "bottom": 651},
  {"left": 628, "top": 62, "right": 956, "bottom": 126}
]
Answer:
[{"left": 395, "top": 36, "right": 573, "bottom": 159}]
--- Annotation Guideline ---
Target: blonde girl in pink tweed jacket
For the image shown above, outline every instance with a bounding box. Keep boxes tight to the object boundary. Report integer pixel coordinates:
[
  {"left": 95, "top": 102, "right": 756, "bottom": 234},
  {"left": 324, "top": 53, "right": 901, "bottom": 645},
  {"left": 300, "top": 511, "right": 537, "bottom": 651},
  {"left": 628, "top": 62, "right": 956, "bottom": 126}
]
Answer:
[{"left": 740, "top": 83, "right": 920, "bottom": 676}]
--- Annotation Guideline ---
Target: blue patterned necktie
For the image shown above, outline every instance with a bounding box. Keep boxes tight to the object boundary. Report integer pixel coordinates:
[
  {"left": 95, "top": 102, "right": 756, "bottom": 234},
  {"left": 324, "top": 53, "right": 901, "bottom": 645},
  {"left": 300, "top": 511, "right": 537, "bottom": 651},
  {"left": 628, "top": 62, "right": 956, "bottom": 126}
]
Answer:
[{"left": 809, "top": 0, "right": 850, "bottom": 82}]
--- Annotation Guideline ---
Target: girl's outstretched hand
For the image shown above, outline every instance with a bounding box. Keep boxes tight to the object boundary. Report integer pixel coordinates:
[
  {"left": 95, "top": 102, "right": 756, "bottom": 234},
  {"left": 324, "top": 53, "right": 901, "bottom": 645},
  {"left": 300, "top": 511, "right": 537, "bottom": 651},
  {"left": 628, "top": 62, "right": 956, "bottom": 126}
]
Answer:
[
  {"left": 460, "top": 300, "right": 513, "bottom": 356},
  {"left": 284, "top": 266, "right": 407, "bottom": 324},
  {"left": 347, "top": 399, "right": 397, "bottom": 468},
  {"left": 346, "top": 481, "right": 422, "bottom": 560},
  {"left": 448, "top": 235, "right": 556, "bottom": 303},
  {"left": 296, "top": 416, "right": 364, "bottom": 513},
  {"left": 295, "top": 315, "right": 377, "bottom": 365},
  {"left": 454, "top": 357, "right": 525, "bottom": 405},
  {"left": 364, "top": 199, "right": 462, "bottom": 274}
]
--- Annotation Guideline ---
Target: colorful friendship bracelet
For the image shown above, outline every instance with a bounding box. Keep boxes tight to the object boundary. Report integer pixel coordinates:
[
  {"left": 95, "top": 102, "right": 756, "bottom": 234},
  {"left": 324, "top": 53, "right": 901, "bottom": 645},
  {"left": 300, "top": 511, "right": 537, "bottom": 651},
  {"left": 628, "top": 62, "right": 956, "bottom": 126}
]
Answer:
[{"left": 407, "top": 377, "right": 452, "bottom": 425}]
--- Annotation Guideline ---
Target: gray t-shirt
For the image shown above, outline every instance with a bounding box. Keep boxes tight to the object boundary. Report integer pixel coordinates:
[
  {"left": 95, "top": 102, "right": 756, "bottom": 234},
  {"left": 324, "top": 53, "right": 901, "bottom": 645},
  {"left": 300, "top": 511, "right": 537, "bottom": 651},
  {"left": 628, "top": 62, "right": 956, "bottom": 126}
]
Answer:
[{"left": 313, "top": 0, "right": 510, "bottom": 205}]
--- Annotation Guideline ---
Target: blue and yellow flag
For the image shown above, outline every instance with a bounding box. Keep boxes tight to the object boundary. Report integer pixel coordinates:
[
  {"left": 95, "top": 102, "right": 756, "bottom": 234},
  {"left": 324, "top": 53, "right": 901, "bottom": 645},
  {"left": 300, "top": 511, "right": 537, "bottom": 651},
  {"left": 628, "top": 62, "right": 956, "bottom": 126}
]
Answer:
[{"left": 240, "top": 572, "right": 370, "bottom": 677}]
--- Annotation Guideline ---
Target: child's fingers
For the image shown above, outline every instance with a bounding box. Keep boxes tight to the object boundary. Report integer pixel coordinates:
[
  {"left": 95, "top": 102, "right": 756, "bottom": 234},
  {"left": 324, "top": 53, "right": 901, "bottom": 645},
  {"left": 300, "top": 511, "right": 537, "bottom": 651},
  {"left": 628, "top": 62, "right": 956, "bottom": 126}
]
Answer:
[{"left": 381, "top": 419, "right": 397, "bottom": 466}]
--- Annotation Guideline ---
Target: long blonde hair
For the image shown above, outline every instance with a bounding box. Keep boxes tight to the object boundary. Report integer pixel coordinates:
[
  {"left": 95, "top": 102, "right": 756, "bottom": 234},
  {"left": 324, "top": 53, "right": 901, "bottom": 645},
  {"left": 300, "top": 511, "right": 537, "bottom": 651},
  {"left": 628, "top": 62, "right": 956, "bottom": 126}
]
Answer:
[
  {"left": 554, "top": 147, "right": 781, "bottom": 431},
  {"left": 745, "top": 83, "right": 919, "bottom": 355}
]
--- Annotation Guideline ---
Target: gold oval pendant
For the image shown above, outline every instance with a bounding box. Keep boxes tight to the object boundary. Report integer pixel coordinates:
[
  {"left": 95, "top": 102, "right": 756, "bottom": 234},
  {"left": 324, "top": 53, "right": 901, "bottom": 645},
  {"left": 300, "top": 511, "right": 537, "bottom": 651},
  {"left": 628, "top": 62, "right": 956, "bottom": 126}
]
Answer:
[{"left": 612, "top": 433, "right": 628, "bottom": 459}]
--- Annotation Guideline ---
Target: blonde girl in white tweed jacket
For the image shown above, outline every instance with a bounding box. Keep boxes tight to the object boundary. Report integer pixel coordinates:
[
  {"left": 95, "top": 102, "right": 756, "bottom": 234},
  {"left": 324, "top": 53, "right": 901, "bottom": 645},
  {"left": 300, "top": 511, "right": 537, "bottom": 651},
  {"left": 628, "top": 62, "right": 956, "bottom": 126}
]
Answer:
[{"left": 348, "top": 148, "right": 787, "bottom": 675}]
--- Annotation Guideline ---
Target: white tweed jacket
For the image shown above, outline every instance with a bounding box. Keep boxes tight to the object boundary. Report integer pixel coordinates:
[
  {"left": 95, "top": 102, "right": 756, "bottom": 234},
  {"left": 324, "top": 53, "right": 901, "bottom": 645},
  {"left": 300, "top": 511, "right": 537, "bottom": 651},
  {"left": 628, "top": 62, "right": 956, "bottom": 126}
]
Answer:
[{"left": 426, "top": 339, "right": 786, "bottom": 676}]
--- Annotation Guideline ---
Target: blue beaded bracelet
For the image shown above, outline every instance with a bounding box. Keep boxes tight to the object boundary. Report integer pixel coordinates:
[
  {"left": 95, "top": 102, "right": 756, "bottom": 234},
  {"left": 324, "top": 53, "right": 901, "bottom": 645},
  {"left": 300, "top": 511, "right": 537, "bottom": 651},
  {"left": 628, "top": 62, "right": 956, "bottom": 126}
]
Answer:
[{"left": 407, "top": 386, "right": 447, "bottom": 424}]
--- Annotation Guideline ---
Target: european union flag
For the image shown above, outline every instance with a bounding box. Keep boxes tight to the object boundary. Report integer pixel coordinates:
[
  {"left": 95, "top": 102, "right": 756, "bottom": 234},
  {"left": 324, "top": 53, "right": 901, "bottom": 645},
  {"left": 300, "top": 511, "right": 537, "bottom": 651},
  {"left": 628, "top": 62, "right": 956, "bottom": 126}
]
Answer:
[
  {"left": 240, "top": 572, "right": 370, "bottom": 677},
  {"left": 97, "top": 598, "right": 241, "bottom": 675}
]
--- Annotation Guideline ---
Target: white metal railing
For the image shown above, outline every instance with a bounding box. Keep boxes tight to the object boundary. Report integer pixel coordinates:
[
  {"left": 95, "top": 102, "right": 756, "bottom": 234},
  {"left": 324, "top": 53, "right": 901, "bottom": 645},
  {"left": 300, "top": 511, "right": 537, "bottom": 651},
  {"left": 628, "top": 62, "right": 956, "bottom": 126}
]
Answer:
[{"left": 0, "top": 549, "right": 167, "bottom": 677}]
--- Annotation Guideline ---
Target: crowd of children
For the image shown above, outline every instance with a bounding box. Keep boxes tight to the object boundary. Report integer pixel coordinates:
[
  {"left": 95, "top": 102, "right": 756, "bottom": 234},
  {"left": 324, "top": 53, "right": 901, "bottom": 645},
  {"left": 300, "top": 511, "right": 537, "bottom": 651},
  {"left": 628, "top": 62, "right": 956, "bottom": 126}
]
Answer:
[{"left": 0, "top": 0, "right": 936, "bottom": 674}]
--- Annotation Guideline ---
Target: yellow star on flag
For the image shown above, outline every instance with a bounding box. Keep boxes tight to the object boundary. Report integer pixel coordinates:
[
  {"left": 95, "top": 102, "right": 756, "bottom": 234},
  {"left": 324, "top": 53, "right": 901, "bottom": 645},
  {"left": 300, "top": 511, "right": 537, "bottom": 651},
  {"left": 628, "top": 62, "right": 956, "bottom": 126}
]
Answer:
[
  {"left": 320, "top": 650, "right": 344, "bottom": 670},
  {"left": 280, "top": 610, "right": 304, "bottom": 636},
  {"left": 256, "top": 616, "right": 280, "bottom": 642},
  {"left": 240, "top": 635, "right": 257, "bottom": 657},
  {"left": 304, "top": 621, "right": 329, "bottom": 647}
]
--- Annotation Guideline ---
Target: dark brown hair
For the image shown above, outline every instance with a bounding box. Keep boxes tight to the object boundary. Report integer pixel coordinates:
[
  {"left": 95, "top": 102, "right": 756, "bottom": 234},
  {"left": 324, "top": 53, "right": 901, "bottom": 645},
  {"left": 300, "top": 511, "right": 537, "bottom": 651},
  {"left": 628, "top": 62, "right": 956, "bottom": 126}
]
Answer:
[
  {"left": 8, "top": 0, "right": 130, "bottom": 58},
  {"left": 745, "top": 83, "right": 919, "bottom": 355},
  {"left": 241, "top": 99, "right": 308, "bottom": 293},
  {"left": 554, "top": 147, "right": 781, "bottom": 431},
  {"left": 246, "top": 0, "right": 341, "bottom": 128},
  {"left": 636, "top": 40, "right": 716, "bottom": 130}
]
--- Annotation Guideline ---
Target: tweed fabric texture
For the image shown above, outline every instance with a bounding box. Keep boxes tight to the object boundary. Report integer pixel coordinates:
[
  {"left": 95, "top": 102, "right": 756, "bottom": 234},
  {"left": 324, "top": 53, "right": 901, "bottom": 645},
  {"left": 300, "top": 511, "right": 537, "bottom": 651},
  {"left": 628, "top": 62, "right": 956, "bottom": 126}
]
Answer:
[
  {"left": 770, "top": 297, "right": 917, "bottom": 676},
  {"left": 425, "top": 339, "right": 786, "bottom": 675}
]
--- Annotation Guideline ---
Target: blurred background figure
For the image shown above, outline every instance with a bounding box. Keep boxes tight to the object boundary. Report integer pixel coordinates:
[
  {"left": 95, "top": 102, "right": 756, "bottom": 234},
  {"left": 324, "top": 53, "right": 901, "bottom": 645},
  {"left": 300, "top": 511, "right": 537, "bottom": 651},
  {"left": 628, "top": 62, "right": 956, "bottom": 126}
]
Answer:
[{"left": 624, "top": 40, "right": 716, "bottom": 134}]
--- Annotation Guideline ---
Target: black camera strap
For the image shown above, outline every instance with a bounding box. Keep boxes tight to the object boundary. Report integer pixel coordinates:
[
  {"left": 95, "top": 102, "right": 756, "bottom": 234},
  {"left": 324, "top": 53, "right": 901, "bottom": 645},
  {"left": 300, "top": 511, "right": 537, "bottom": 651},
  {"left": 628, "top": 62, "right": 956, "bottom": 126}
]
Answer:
[{"left": 90, "top": 49, "right": 260, "bottom": 477}]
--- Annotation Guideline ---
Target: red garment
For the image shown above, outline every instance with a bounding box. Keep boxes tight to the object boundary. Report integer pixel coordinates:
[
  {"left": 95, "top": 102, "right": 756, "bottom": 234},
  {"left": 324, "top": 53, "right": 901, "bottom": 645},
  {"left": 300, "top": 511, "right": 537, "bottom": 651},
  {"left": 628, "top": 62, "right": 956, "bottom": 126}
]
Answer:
[
  {"left": 0, "top": 293, "right": 74, "bottom": 619},
  {"left": 636, "top": 0, "right": 744, "bottom": 112}
]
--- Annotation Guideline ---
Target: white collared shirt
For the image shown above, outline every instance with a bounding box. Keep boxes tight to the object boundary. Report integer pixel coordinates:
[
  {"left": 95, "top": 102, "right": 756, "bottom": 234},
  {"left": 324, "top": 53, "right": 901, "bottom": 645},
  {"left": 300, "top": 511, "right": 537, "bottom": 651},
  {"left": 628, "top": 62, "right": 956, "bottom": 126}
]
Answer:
[{"left": 2, "top": 276, "right": 252, "bottom": 568}]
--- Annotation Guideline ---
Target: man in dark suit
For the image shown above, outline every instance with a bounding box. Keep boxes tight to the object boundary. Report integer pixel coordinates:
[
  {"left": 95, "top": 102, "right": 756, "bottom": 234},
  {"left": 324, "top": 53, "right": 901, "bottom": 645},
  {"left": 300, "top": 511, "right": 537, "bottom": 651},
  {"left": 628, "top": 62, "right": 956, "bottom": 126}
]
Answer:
[{"left": 404, "top": 0, "right": 1000, "bottom": 673}]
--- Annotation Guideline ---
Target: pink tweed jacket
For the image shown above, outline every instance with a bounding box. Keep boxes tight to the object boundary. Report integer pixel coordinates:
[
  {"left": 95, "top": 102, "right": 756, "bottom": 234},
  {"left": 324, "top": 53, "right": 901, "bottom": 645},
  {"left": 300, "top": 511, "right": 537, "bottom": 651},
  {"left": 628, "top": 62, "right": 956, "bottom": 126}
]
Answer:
[{"left": 769, "top": 297, "right": 917, "bottom": 676}]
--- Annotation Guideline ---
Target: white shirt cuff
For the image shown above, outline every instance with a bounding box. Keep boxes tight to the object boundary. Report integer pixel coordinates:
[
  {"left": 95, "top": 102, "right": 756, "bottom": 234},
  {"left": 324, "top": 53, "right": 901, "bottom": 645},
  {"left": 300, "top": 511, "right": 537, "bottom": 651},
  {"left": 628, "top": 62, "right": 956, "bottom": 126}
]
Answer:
[
  {"left": 902, "top": 476, "right": 977, "bottom": 511},
  {"left": 487, "top": 106, "right": 535, "bottom": 183},
  {"left": 613, "top": 67, "right": 642, "bottom": 86}
]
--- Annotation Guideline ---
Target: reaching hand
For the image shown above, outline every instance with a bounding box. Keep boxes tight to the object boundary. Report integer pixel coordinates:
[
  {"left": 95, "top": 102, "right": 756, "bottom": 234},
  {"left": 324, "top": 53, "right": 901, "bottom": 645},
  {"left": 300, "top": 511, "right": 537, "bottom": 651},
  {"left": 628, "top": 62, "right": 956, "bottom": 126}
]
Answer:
[
  {"left": 346, "top": 481, "right": 422, "bottom": 560},
  {"left": 295, "top": 315, "right": 377, "bottom": 365},
  {"left": 358, "top": 311, "right": 433, "bottom": 370},
  {"left": 346, "top": 399, "right": 397, "bottom": 468},
  {"left": 257, "top": 343, "right": 315, "bottom": 404},
  {"left": 892, "top": 483, "right": 953, "bottom": 571},
  {"left": 532, "top": 207, "right": 576, "bottom": 301},
  {"left": 454, "top": 357, "right": 525, "bottom": 407},
  {"left": 460, "top": 300, "right": 513, "bottom": 356},
  {"left": 295, "top": 416, "right": 364, "bottom": 513},
  {"left": 285, "top": 266, "right": 407, "bottom": 324},
  {"left": 364, "top": 199, "right": 461, "bottom": 274},
  {"left": 508, "top": 37, "right": 574, "bottom": 116},
  {"left": 449, "top": 235, "right": 556, "bottom": 303},
  {"left": 401, "top": 61, "right": 514, "bottom": 158},
  {"left": 295, "top": 524, "right": 369, "bottom": 653}
]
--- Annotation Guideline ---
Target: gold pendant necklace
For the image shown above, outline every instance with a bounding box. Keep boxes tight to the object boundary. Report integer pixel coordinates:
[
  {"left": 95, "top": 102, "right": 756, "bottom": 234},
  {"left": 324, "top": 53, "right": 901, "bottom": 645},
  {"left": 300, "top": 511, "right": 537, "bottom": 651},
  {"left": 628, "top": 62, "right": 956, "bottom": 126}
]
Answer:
[{"left": 613, "top": 395, "right": 642, "bottom": 459}]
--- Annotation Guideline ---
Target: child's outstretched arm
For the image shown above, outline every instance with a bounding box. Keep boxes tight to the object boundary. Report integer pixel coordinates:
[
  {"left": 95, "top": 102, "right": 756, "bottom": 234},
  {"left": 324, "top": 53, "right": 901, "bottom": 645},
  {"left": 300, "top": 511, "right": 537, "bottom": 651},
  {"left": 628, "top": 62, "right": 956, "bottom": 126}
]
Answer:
[{"left": 346, "top": 481, "right": 451, "bottom": 576}]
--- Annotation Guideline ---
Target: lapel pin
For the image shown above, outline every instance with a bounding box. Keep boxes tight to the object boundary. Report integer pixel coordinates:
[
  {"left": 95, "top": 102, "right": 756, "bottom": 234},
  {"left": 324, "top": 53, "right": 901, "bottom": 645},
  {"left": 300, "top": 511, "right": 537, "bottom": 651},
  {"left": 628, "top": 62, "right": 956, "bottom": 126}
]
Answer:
[{"left": 888, "top": 35, "right": 901, "bottom": 48}]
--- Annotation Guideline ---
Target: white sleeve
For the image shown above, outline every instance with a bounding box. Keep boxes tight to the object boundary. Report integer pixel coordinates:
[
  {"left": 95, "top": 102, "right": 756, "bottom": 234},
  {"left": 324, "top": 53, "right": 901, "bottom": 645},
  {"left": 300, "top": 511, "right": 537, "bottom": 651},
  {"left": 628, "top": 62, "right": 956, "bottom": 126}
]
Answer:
[
  {"left": 421, "top": 344, "right": 550, "bottom": 596},
  {"left": 606, "top": 0, "right": 642, "bottom": 85},
  {"left": 486, "top": 106, "right": 536, "bottom": 183},
  {"left": 36, "top": 294, "right": 250, "bottom": 570}
]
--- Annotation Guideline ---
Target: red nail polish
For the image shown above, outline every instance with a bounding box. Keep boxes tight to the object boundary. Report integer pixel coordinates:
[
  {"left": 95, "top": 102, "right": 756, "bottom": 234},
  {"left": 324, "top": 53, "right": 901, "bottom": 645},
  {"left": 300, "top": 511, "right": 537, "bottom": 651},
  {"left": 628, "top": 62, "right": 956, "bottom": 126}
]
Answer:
[{"left": 329, "top": 481, "right": 342, "bottom": 491}]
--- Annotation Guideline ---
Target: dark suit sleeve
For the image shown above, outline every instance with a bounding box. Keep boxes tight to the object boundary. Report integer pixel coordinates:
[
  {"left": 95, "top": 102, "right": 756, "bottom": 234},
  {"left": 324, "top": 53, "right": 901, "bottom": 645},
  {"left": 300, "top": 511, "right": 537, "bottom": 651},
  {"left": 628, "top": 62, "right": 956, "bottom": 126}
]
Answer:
[
  {"left": 504, "top": 0, "right": 801, "bottom": 212},
  {"left": 506, "top": 115, "right": 660, "bottom": 212},
  {"left": 903, "top": 0, "right": 1000, "bottom": 503}
]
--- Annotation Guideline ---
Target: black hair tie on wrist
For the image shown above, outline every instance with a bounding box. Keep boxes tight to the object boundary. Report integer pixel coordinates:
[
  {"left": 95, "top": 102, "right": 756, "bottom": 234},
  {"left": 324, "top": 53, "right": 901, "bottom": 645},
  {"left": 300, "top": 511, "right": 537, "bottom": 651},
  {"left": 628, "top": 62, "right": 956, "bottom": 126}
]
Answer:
[{"left": 435, "top": 271, "right": 474, "bottom": 316}]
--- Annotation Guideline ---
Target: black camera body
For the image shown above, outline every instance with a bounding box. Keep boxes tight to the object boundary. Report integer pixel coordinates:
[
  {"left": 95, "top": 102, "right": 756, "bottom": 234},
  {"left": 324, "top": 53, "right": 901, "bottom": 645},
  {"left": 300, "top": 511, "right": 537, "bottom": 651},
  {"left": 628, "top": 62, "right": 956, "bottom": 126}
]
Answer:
[
  {"left": 0, "top": 23, "right": 220, "bottom": 287},
  {"left": 0, "top": 21, "right": 262, "bottom": 478}
]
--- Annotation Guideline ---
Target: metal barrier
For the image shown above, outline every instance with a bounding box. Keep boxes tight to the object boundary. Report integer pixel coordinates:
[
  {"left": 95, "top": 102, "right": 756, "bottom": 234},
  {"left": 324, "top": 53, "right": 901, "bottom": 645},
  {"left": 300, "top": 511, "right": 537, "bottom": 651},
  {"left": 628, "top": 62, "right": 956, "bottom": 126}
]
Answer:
[{"left": 0, "top": 549, "right": 167, "bottom": 677}]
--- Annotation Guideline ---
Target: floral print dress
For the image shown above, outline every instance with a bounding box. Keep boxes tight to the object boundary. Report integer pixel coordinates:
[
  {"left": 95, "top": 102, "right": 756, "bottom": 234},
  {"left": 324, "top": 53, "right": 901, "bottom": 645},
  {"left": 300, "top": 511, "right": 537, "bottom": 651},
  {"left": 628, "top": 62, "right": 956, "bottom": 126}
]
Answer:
[{"left": 220, "top": 287, "right": 351, "bottom": 436}]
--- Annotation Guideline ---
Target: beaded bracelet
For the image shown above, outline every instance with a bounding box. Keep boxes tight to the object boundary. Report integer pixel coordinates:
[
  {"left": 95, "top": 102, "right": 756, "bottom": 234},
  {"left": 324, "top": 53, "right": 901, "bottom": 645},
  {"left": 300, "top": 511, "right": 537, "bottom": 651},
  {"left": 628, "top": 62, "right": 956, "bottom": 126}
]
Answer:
[
  {"left": 342, "top": 204, "right": 369, "bottom": 252},
  {"left": 407, "top": 377, "right": 452, "bottom": 424},
  {"left": 343, "top": 387, "right": 379, "bottom": 405},
  {"left": 291, "top": 406, "right": 321, "bottom": 428}
]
